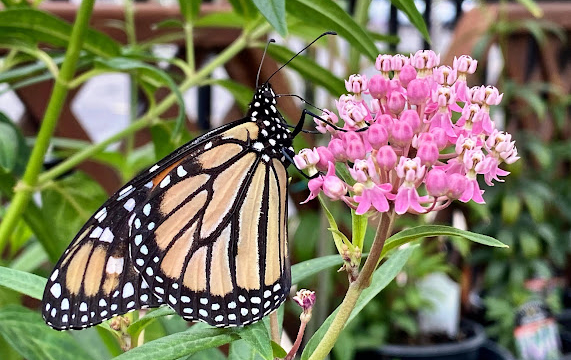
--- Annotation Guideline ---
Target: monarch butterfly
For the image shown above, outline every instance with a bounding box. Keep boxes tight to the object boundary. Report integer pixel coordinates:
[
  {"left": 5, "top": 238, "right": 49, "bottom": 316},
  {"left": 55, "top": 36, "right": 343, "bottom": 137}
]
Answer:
[{"left": 42, "top": 32, "right": 336, "bottom": 330}]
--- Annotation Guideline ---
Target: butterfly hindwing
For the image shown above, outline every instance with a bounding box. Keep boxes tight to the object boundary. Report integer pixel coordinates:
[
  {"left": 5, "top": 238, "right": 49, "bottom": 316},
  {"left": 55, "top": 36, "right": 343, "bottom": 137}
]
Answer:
[{"left": 129, "top": 118, "right": 291, "bottom": 327}]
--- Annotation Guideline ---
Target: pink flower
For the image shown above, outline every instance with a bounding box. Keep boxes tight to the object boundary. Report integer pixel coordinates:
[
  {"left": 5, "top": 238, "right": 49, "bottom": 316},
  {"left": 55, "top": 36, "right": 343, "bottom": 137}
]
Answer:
[
  {"left": 376, "top": 145, "right": 397, "bottom": 170},
  {"left": 399, "top": 64, "right": 417, "bottom": 87},
  {"left": 390, "top": 121, "right": 413, "bottom": 147},
  {"left": 314, "top": 109, "right": 339, "bottom": 135},
  {"left": 366, "top": 123, "right": 389, "bottom": 149},
  {"left": 395, "top": 157, "right": 427, "bottom": 214},
  {"left": 369, "top": 74, "right": 390, "bottom": 100},
  {"left": 322, "top": 163, "right": 348, "bottom": 200},
  {"left": 301, "top": 177, "right": 323, "bottom": 204},
  {"left": 293, "top": 289, "right": 316, "bottom": 311},
  {"left": 315, "top": 146, "right": 334, "bottom": 172},
  {"left": 345, "top": 74, "right": 368, "bottom": 95},
  {"left": 341, "top": 101, "right": 369, "bottom": 129},
  {"left": 328, "top": 138, "right": 347, "bottom": 162},
  {"left": 425, "top": 169, "right": 448, "bottom": 197},
  {"left": 433, "top": 66, "right": 457, "bottom": 87},
  {"left": 375, "top": 54, "right": 393, "bottom": 73},
  {"left": 391, "top": 54, "right": 410, "bottom": 73},
  {"left": 342, "top": 131, "right": 366, "bottom": 161},
  {"left": 353, "top": 183, "right": 394, "bottom": 215},
  {"left": 407, "top": 78, "right": 430, "bottom": 106},
  {"left": 294, "top": 148, "right": 320, "bottom": 177}
]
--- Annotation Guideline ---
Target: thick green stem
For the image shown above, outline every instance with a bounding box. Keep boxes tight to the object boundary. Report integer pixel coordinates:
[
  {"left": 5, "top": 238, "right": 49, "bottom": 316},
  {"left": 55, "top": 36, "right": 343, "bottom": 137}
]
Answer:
[
  {"left": 308, "top": 210, "right": 396, "bottom": 360},
  {"left": 0, "top": 0, "right": 96, "bottom": 251},
  {"left": 184, "top": 23, "right": 195, "bottom": 73}
]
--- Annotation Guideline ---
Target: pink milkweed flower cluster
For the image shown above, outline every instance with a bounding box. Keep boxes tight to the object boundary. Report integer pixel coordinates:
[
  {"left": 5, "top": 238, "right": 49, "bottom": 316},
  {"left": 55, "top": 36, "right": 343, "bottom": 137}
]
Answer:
[{"left": 294, "top": 51, "right": 519, "bottom": 216}]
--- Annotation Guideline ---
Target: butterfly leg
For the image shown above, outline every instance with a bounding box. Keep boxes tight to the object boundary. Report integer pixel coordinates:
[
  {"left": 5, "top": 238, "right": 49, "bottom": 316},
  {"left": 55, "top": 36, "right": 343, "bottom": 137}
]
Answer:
[
  {"left": 281, "top": 147, "right": 319, "bottom": 179},
  {"left": 292, "top": 109, "right": 367, "bottom": 137}
]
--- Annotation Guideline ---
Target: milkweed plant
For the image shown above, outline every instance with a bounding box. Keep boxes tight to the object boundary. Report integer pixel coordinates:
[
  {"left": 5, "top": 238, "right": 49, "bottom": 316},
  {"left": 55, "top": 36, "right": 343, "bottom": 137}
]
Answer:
[{"left": 291, "top": 50, "right": 518, "bottom": 359}]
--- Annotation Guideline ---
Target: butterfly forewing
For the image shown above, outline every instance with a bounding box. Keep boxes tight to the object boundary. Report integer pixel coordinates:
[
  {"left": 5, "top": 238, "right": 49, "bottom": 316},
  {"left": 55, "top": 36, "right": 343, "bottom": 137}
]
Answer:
[{"left": 129, "top": 115, "right": 291, "bottom": 327}]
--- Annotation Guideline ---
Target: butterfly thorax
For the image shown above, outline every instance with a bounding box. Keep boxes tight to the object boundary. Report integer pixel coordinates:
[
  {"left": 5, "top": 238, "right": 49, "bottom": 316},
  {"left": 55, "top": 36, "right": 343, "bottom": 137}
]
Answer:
[{"left": 247, "top": 84, "right": 294, "bottom": 161}]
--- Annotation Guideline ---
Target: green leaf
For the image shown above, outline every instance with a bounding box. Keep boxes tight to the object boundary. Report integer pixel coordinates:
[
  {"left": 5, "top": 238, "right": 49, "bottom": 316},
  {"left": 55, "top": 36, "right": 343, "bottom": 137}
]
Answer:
[
  {"left": 390, "top": 0, "right": 430, "bottom": 43},
  {"left": 114, "top": 327, "right": 239, "bottom": 360},
  {"left": 227, "top": 0, "right": 257, "bottom": 19},
  {"left": 516, "top": 0, "right": 543, "bottom": 18},
  {"left": 287, "top": 0, "right": 378, "bottom": 60},
  {"left": 0, "top": 305, "right": 95, "bottom": 360},
  {"left": 153, "top": 19, "right": 184, "bottom": 30},
  {"left": 179, "top": 0, "right": 201, "bottom": 22},
  {"left": 318, "top": 196, "right": 348, "bottom": 253},
  {"left": 301, "top": 245, "right": 416, "bottom": 359},
  {"left": 0, "top": 9, "right": 120, "bottom": 57},
  {"left": 9, "top": 242, "right": 48, "bottom": 273},
  {"left": 94, "top": 57, "right": 186, "bottom": 138},
  {"left": 381, "top": 225, "right": 508, "bottom": 258},
  {"left": 186, "top": 348, "right": 227, "bottom": 360},
  {"left": 501, "top": 194, "right": 522, "bottom": 224},
  {"left": 195, "top": 12, "right": 245, "bottom": 28},
  {"left": 234, "top": 321, "right": 273, "bottom": 360},
  {"left": 0, "top": 122, "right": 18, "bottom": 172},
  {"left": 271, "top": 340, "right": 287, "bottom": 358},
  {"left": 40, "top": 171, "right": 108, "bottom": 255},
  {"left": 351, "top": 210, "right": 368, "bottom": 250},
  {"left": 266, "top": 44, "right": 345, "bottom": 96},
  {"left": 0, "top": 266, "right": 47, "bottom": 300},
  {"left": 127, "top": 306, "right": 176, "bottom": 337},
  {"left": 228, "top": 339, "right": 262, "bottom": 360},
  {"left": 252, "top": 0, "right": 287, "bottom": 36}
]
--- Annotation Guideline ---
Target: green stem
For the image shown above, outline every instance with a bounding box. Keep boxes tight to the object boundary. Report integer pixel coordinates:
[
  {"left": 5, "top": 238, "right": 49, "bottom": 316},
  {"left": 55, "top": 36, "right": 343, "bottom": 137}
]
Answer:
[
  {"left": 0, "top": 0, "right": 96, "bottom": 252},
  {"left": 308, "top": 210, "right": 396, "bottom": 360},
  {"left": 38, "top": 23, "right": 271, "bottom": 185},
  {"left": 184, "top": 22, "right": 195, "bottom": 73},
  {"left": 348, "top": 0, "right": 371, "bottom": 75}
]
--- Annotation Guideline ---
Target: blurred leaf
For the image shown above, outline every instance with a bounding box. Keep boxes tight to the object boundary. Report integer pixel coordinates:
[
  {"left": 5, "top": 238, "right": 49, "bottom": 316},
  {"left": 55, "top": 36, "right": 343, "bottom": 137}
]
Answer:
[
  {"left": 0, "top": 9, "right": 120, "bottom": 57},
  {"left": 390, "top": 0, "right": 430, "bottom": 42},
  {"left": 381, "top": 225, "right": 508, "bottom": 259},
  {"left": 523, "top": 192, "right": 544, "bottom": 223},
  {"left": 291, "top": 254, "right": 343, "bottom": 284},
  {"left": 0, "top": 266, "right": 46, "bottom": 300},
  {"left": 9, "top": 242, "right": 47, "bottom": 273},
  {"left": 195, "top": 12, "right": 245, "bottom": 28},
  {"left": 516, "top": 0, "right": 543, "bottom": 18},
  {"left": 233, "top": 321, "right": 273, "bottom": 360},
  {"left": 0, "top": 305, "right": 94, "bottom": 360},
  {"left": 153, "top": 19, "right": 184, "bottom": 30},
  {"left": 227, "top": 0, "right": 257, "bottom": 19},
  {"left": 252, "top": 0, "right": 287, "bottom": 36},
  {"left": 41, "top": 171, "right": 108, "bottom": 254},
  {"left": 501, "top": 194, "right": 522, "bottom": 224},
  {"left": 95, "top": 57, "right": 186, "bottom": 138},
  {"left": 0, "top": 122, "right": 18, "bottom": 172},
  {"left": 301, "top": 245, "right": 416, "bottom": 360},
  {"left": 150, "top": 122, "right": 190, "bottom": 160},
  {"left": 114, "top": 327, "right": 239, "bottom": 360},
  {"left": 519, "top": 232, "right": 541, "bottom": 258},
  {"left": 267, "top": 44, "right": 345, "bottom": 96},
  {"left": 287, "top": 0, "right": 378, "bottom": 60}
]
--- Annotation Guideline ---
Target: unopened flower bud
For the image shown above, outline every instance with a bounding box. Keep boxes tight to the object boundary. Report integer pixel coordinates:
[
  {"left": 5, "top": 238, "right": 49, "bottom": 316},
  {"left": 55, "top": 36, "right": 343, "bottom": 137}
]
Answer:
[
  {"left": 425, "top": 169, "right": 448, "bottom": 197},
  {"left": 417, "top": 141, "right": 439, "bottom": 165},
  {"left": 399, "top": 64, "right": 417, "bottom": 87},
  {"left": 328, "top": 138, "right": 347, "bottom": 162},
  {"left": 400, "top": 109, "right": 421, "bottom": 133},
  {"left": 390, "top": 121, "right": 413, "bottom": 147},
  {"left": 367, "top": 123, "right": 389, "bottom": 149},
  {"left": 407, "top": 79, "right": 430, "bottom": 106},
  {"left": 369, "top": 74, "right": 390, "bottom": 99},
  {"left": 376, "top": 145, "right": 397, "bottom": 170},
  {"left": 343, "top": 131, "right": 366, "bottom": 161},
  {"left": 447, "top": 173, "right": 468, "bottom": 199},
  {"left": 315, "top": 146, "right": 334, "bottom": 172},
  {"left": 387, "top": 92, "right": 406, "bottom": 115}
]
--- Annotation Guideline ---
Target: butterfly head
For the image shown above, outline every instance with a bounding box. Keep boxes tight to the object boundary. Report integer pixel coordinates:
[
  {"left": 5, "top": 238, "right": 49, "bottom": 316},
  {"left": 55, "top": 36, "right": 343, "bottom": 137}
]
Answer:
[{"left": 249, "top": 83, "right": 278, "bottom": 116}]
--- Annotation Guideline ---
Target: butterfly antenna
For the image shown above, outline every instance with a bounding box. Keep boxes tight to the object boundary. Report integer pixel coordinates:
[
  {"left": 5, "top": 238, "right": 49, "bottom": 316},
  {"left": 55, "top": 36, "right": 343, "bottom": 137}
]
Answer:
[
  {"left": 256, "top": 39, "right": 276, "bottom": 88},
  {"left": 276, "top": 93, "right": 324, "bottom": 112},
  {"left": 265, "top": 31, "right": 337, "bottom": 84}
]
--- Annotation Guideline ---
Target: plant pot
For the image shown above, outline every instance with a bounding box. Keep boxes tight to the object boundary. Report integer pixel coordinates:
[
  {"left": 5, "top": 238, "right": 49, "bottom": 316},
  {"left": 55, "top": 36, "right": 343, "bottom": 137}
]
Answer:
[
  {"left": 356, "top": 319, "right": 486, "bottom": 360},
  {"left": 479, "top": 340, "right": 516, "bottom": 360}
]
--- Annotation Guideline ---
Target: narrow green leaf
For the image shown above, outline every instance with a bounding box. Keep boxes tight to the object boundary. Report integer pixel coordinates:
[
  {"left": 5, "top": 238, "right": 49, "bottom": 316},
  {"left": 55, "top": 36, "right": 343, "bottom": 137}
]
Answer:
[
  {"left": 0, "top": 266, "right": 46, "bottom": 300},
  {"left": 351, "top": 210, "right": 368, "bottom": 250},
  {"left": 0, "top": 9, "right": 120, "bottom": 57},
  {"left": 0, "top": 305, "right": 95, "bottom": 360},
  {"left": 266, "top": 44, "right": 345, "bottom": 96},
  {"left": 390, "top": 0, "right": 430, "bottom": 43},
  {"left": 318, "top": 196, "right": 346, "bottom": 253},
  {"left": 195, "top": 12, "right": 245, "bottom": 28},
  {"left": 9, "top": 242, "right": 48, "bottom": 273},
  {"left": 252, "top": 0, "right": 287, "bottom": 36},
  {"left": 227, "top": 0, "right": 257, "bottom": 19},
  {"left": 0, "top": 122, "right": 18, "bottom": 171},
  {"left": 127, "top": 306, "right": 176, "bottom": 337},
  {"left": 271, "top": 340, "right": 287, "bottom": 358},
  {"left": 516, "top": 0, "right": 543, "bottom": 17},
  {"left": 301, "top": 245, "right": 416, "bottom": 359},
  {"left": 153, "top": 19, "right": 184, "bottom": 30},
  {"left": 381, "top": 225, "right": 508, "bottom": 259},
  {"left": 287, "top": 0, "right": 378, "bottom": 60},
  {"left": 114, "top": 327, "right": 239, "bottom": 360},
  {"left": 234, "top": 321, "right": 273, "bottom": 360},
  {"left": 186, "top": 347, "right": 227, "bottom": 360},
  {"left": 94, "top": 57, "right": 186, "bottom": 138}
]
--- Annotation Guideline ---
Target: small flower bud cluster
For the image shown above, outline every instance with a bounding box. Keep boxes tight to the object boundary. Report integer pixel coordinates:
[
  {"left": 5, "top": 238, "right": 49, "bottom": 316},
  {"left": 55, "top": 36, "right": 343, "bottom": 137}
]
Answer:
[{"left": 294, "top": 51, "right": 519, "bottom": 215}]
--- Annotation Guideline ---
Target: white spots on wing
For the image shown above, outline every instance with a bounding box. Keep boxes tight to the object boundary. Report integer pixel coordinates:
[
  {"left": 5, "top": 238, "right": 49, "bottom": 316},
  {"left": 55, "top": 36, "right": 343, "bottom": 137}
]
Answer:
[
  {"left": 199, "top": 309, "right": 208, "bottom": 317},
  {"left": 136, "top": 258, "right": 144, "bottom": 266},
  {"left": 181, "top": 296, "right": 190, "bottom": 303},
  {"left": 143, "top": 203, "right": 151, "bottom": 216},
  {"left": 123, "top": 198, "right": 136, "bottom": 212},
  {"left": 183, "top": 308, "right": 193, "bottom": 314},
  {"left": 273, "top": 284, "right": 281, "bottom": 292},
  {"left": 106, "top": 256, "right": 124, "bottom": 275},
  {"left": 251, "top": 297, "right": 261, "bottom": 304},
  {"left": 62, "top": 314, "right": 68, "bottom": 323},
  {"left": 200, "top": 298, "right": 208, "bottom": 305},
  {"left": 254, "top": 102, "right": 260, "bottom": 107},
  {"left": 113, "top": 290, "right": 119, "bottom": 298},
  {"left": 264, "top": 290, "right": 271, "bottom": 298},
  {"left": 153, "top": 256, "right": 160, "bottom": 263},
  {"left": 169, "top": 295, "right": 177, "bottom": 304},
  {"left": 127, "top": 301, "right": 135, "bottom": 309},
  {"left": 81, "top": 315, "right": 88, "bottom": 323},
  {"left": 147, "top": 222, "right": 155, "bottom": 230},
  {"left": 160, "top": 175, "right": 171, "bottom": 188},
  {"left": 101, "top": 310, "right": 108, "bottom": 317},
  {"left": 155, "top": 276, "right": 163, "bottom": 283},
  {"left": 211, "top": 303, "right": 220, "bottom": 311},
  {"left": 177, "top": 166, "right": 187, "bottom": 177},
  {"left": 123, "top": 282, "right": 135, "bottom": 298},
  {"left": 262, "top": 154, "right": 270, "bottom": 162},
  {"left": 155, "top": 287, "right": 164, "bottom": 294},
  {"left": 111, "top": 304, "right": 118, "bottom": 311},
  {"left": 253, "top": 142, "right": 264, "bottom": 152},
  {"left": 268, "top": 139, "right": 276, "bottom": 146},
  {"left": 228, "top": 313, "right": 237, "bottom": 321},
  {"left": 94, "top": 207, "right": 107, "bottom": 222},
  {"left": 252, "top": 308, "right": 260, "bottom": 315},
  {"left": 264, "top": 109, "right": 269, "bottom": 115},
  {"left": 264, "top": 301, "right": 271, "bottom": 308},
  {"left": 50, "top": 283, "right": 61, "bottom": 299},
  {"left": 51, "top": 308, "right": 57, "bottom": 317},
  {"left": 238, "top": 295, "right": 246, "bottom": 303},
  {"left": 172, "top": 283, "right": 179, "bottom": 289},
  {"left": 140, "top": 294, "right": 149, "bottom": 302},
  {"left": 240, "top": 308, "right": 248, "bottom": 316},
  {"left": 251, "top": 111, "right": 258, "bottom": 117},
  {"left": 149, "top": 164, "right": 160, "bottom": 172},
  {"left": 263, "top": 120, "right": 270, "bottom": 126},
  {"left": 204, "top": 142, "right": 213, "bottom": 150},
  {"left": 100, "top": 227, "right": 114, "bottom": 243},
  {"left": 215, "top": 315, "right": 224, "bottom": 323},
  {"left": 79, "top": 302, "right": 88, "bottom": 312},
  {"left": 50, "top": 269, "right": 59, "bottom": 281},
  {"left": 261, "top": 129, "right": 268, "bottom": 137},
  {"left": 146, "top": 267, "right": 153, "bottom": 276},
  {"left": 118, "top": 185, "right": 134, "bottom": 200},
  {"left": 228, "top": 301, "right": 236, "bottom": 309},
  {"left": 140, "top": 245, "right": 148, "bottom": 255},
  {"left": 270, "top": 105, "right": 277, "bottom": 113},
  {"left": 99, "top": 299, "right": 107, "bottom": 307},
  {"left": 90, "top": 226, "right": 103, "bottom": 238},
  {"left": 134, "top": 234, "right": 143, "bottom": 246},
  {"left": 134, "top": 218, "right": 141, "bottom": 229},
  {"left": 145, "top": 181, "right": 153, "bottom": 188},
  {"left": 61, "top": 298, "right": 69, "bottom": 310}
]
